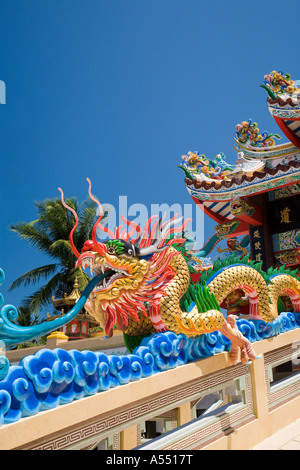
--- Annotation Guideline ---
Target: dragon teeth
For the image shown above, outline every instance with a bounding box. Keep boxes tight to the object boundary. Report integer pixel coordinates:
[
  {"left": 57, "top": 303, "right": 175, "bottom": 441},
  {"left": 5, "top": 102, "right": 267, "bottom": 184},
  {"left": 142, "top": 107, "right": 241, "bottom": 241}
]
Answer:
[{"left": 82, "top": 257, "right": 94, "bottom": 270}]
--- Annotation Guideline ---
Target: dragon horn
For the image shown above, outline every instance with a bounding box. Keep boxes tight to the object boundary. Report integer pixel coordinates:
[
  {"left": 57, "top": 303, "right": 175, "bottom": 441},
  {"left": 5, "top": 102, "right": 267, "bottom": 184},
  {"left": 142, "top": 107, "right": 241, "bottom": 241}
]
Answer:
[
  {"left": 58, "top": 187, "right": 81, "bottom": 258},
  {"left": 86, "top": 178, "right": 116, "bottom": 255},
  {"left": 136, "top": 215, "right": 185, "bottom": 257}
]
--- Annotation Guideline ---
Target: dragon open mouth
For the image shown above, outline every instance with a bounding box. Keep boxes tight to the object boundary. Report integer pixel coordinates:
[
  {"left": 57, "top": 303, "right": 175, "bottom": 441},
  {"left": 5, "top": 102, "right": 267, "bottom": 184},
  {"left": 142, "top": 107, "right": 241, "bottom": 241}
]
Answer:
[{"left": 81, "top": 256, "right": 130, "bottom": 293}]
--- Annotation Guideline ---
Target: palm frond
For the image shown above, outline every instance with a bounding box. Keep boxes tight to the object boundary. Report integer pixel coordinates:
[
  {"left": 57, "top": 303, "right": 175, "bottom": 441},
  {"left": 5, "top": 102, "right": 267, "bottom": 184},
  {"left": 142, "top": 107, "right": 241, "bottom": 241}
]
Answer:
[
  {"left": 34, "top": 198, "right": 77, "bottom": 241},
  {"left": 15, "top": 306, "right": 39, "bottom": 327},
  {"left": 10, "top": 222, "right": 54, "bottom": 256},
  {"left": 49, "top": 239, "right": 77, "bottom": 267},
  {"left": 8, "top": 264, "right": 58, "bottom": 291},
  {"left": 21, "top": 271, "right": 68, "bottom": 314}
]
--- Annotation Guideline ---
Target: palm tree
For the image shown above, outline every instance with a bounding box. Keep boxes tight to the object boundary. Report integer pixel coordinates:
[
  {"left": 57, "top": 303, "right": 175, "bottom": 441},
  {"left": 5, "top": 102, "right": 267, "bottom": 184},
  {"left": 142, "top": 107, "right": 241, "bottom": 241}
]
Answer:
[
  {"left": 9, "top": 197, "right": 107, "bottom": 316},
  {"left": 14, "top": 306, "right": 43, "bottom": 348},
  {"left": 15, "top": 306, "right": 38, "bottom": 327}
]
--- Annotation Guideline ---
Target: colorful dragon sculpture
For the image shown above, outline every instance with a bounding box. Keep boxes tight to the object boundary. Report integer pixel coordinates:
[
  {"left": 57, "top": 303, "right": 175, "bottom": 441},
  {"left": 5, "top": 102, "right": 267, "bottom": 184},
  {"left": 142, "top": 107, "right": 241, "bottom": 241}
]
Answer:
[{"left": 56, "top": 179, "right": 300, "bottom": 365}]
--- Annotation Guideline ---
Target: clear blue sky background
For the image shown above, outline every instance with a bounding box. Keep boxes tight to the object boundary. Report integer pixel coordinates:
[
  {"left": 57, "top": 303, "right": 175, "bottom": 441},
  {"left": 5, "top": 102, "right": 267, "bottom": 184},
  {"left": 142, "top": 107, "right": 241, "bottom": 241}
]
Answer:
[{"left": 1, "top": 0, "right": 300, "bottom": 314}]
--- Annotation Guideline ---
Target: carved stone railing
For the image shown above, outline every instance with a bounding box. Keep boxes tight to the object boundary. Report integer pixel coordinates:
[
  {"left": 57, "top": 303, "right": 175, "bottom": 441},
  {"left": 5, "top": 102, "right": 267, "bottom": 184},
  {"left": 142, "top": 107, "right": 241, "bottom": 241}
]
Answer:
[{"left": 0, "top": 329, "right": 299, "bottom": 450}]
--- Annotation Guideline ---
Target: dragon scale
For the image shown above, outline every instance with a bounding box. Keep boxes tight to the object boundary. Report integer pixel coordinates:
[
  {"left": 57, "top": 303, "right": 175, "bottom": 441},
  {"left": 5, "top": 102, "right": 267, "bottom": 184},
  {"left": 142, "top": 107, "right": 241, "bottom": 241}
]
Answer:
[
  {"left": 158, "top": 248, "right": 225, "bottom": 336},
  {"left": 126, "top": 252, "right": 300, "bottom": 337},
  {"left": 207, "top": 266, "right": 300, "bottom": 323}
]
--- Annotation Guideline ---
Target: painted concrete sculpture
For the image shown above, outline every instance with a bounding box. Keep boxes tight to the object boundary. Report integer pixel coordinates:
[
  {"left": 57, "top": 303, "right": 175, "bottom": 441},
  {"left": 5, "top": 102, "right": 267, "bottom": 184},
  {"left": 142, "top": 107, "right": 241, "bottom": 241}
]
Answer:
[
  {"left": 1, "top": 254, "right": 300, "bottom": 425},
  {"left": 58, "top": 180, "right": 259, "bottom": 364},
  {"left": 1, "top": 70, "right": 300, "bottom": 427},
  {"left": 58, "top": 179, "right": 300, "bottom": 367},
  {"left": 1, "top": 178, "right": 299, "bottom": 426}
]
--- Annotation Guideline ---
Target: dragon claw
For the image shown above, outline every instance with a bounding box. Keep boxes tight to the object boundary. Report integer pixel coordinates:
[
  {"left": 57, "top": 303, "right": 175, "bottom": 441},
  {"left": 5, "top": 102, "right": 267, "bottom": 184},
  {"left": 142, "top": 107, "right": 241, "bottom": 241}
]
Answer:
[
  {"left": 221, "top": 315, "right": 257, "bottom": 365},
  {"left": 175, "top": 312, "right": 258, "bottom": 365}
]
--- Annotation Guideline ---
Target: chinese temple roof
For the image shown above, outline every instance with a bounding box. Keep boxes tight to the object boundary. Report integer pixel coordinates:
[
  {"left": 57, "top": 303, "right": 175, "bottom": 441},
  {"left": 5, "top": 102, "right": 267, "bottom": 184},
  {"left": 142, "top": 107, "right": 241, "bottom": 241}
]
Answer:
[
  {"left": 52, "top": 277, "right": 82, "bottom": 309},
  {"left": 181, "top": 71, "right": 300, "bottom": 214},
  {"left": 50, "top": 277, "right": 99, "bottom": 329}
]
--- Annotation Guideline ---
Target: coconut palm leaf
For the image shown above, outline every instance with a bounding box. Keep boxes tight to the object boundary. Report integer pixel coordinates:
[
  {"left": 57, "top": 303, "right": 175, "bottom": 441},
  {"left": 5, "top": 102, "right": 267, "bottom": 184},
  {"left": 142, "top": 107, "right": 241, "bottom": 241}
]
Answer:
[
  {"left": 9, "top": 222, "right": 54, "bottom": 257},
  {"left": 8, "top": 264, "right": 58, "bottom": 290},
  {"left": 21, "top": 270, "right": 69, "bottom": 314},
  {"left": 15, "top": 306, "right": 39, "bottom": 327}
]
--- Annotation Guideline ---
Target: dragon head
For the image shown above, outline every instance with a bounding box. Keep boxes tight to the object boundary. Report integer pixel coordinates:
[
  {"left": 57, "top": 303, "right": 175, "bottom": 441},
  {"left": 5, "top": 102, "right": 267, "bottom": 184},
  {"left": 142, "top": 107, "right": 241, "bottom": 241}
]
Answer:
[
  {"left": 59, "top": 179, "right": 191, "bottom": 337},
  {"left": 76, "top": 238, "right": 150, "bottom": 301}
]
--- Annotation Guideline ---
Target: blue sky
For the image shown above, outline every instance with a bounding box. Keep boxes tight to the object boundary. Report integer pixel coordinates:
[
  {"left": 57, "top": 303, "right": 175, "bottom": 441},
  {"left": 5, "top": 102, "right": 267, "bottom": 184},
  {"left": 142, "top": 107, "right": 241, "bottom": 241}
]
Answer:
[{"left": 1, "top": 0, "right": 300, "bottom": 312}]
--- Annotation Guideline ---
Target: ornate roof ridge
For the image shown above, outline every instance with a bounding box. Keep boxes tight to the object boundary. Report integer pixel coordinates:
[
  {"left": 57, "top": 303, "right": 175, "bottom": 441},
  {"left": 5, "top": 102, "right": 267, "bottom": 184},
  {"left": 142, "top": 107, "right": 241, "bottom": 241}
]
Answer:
[{"left": 185, "top": 159, "right": 300, "bottom": 191}]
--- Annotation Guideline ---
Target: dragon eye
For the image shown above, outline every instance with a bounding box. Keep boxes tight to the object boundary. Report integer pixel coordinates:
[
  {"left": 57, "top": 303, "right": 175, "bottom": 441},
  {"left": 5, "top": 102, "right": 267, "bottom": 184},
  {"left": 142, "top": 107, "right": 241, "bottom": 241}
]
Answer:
[
  {"left": 106, "top": 239, "right": 135, "bottom": 257},
  {"left": 106, "top": 239, "right": 125, "bottom": 255}
]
